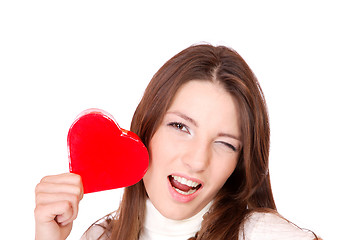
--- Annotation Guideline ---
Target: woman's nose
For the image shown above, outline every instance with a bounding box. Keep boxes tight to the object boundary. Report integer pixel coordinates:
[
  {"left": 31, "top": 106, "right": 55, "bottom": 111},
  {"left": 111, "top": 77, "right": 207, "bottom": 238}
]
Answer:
[{"left": 181, "top": 140, "right": 211, "bottom": 172}]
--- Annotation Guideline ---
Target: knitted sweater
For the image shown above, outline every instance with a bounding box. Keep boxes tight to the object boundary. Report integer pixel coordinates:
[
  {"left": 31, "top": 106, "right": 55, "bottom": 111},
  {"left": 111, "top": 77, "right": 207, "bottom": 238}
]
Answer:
[{"left": 81, "top": 199, "right": 316, "bottom": 240}]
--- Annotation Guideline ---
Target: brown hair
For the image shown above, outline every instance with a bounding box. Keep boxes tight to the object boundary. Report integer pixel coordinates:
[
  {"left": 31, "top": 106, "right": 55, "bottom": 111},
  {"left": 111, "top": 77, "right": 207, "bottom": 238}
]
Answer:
[{"left": 104, "top": 44, "right": 277, "bottom": 239}]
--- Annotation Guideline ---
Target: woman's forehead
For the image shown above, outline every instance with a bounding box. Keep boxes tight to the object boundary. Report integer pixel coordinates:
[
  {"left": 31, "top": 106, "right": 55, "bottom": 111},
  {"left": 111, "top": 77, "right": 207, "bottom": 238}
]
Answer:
[{"left": 166, "top": 80, "right": 240, "bottom": 134}]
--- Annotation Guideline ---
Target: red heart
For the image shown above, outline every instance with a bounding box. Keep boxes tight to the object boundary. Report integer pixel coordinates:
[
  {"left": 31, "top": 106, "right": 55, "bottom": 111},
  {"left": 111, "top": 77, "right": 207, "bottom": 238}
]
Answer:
[{"left": 67, "top": 109, "right": 148, "bottom": 194}]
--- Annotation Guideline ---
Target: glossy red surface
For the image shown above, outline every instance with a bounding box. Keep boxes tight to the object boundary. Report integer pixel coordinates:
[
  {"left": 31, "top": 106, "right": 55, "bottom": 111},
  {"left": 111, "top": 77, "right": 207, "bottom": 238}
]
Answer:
[{"left": 67, "top": 109, "right": 148, "bottom": 194}]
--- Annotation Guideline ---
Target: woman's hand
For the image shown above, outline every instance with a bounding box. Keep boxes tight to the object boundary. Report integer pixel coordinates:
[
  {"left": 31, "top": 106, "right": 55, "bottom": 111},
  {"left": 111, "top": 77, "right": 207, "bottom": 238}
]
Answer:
[{"left": 34, "top": 173, "right": 84, "bottom": 240}]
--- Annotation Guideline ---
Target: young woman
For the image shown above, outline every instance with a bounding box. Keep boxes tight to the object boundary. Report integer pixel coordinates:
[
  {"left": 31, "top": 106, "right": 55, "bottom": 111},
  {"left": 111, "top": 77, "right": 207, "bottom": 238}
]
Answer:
[{"left": 35, "top": 44, "right": 320, "bottom": 240}]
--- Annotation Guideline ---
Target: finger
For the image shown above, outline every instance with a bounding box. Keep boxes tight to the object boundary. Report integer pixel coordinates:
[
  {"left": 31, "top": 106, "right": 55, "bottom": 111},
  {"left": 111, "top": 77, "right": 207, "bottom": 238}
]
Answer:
[
  {"left": 36, "top": 192, "right": 80, "bottom": 206},
  {"left": 35, "top": 192, "right": 80, "bottom": 221},
  {"left": 40, "top": 173, "right": 81, "bottom": 184},
  {"left": 35, "top": 182, "right": 82, "bottom": 198},
  {"left": 39, "top": 173, "right": 84, "bottom": 199},
  {"left": 35, "top": 200, "right": 75, "bottom": 225}
]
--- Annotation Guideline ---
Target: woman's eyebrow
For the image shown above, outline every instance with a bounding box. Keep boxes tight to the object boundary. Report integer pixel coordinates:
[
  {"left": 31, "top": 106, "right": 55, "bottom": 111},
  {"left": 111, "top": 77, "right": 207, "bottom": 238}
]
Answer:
[
  {"left": 218, "top": 133, "right": 241, "bottom": 142},
  {"left": 167, "top": 111, "right": 198, "bottom": 127},
  {"left": 167, "top": 111, "right": 241, "bottom": 141}
]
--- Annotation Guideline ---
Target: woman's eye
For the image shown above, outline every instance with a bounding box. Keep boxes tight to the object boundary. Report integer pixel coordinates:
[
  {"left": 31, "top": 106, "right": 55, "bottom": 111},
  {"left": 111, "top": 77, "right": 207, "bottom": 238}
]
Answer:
[
  {"left": 168, "top": 122, "right": 190, "bottom": 134},
  {"left": 216, "top": 141, "right": 237, "bottom": 152}
]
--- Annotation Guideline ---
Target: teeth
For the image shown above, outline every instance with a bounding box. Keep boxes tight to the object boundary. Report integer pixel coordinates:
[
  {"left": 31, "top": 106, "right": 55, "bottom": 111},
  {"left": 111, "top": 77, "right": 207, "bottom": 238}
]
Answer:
[
  {"left": 173, "top": 187, "right": 197, "bottom": 195},
  {"left": 172, "top": 175, "right": 200, "bottom": 188}
]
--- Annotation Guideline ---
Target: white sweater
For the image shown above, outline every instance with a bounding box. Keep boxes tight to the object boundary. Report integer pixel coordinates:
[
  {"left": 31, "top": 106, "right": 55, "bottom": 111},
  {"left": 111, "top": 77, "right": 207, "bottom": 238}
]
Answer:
[{"left": 81, "top": 199, "right": 316, "bottom": 240}]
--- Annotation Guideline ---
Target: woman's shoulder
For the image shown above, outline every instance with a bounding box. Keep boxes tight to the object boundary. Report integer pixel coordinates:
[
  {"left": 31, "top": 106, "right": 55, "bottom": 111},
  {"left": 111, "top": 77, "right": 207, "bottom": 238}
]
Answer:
[
  {"left": 240, "top": 211, "right": 318, "bottom": 240},
  {"left": 80, "top": 215, "right": 113, "bottom": 240},
  {"left": 81, "top": 224, "right": 108, "bottom": 240}
]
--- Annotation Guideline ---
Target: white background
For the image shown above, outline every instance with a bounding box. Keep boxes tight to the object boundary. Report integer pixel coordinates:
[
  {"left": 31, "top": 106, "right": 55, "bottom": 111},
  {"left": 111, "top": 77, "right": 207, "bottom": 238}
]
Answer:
[{"left": 0, "top": 1, "right": 359, "bottom": 239}]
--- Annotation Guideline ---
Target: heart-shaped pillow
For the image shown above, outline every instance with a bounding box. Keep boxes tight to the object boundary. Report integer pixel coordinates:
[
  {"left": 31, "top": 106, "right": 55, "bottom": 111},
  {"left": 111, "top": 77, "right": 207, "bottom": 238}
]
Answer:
[{"left": 67, "top": 108, "right": 149, "bottom": 194}]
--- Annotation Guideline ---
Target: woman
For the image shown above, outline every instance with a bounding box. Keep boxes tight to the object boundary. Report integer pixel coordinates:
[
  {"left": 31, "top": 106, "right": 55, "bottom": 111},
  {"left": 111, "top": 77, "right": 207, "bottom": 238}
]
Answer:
[{"left": 35, "top": 44, "right": 319, "bottom": 240}]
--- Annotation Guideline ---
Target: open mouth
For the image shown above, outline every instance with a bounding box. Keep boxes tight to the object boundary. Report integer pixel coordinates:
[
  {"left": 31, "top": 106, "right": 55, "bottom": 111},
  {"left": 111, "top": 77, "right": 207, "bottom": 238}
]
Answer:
[{"left": 168, "top": 175, "right": 202, "bottom": 195}]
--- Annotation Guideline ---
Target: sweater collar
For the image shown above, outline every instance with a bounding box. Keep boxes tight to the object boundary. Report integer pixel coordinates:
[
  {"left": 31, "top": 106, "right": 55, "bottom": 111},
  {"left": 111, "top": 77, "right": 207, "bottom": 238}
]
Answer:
[{"left": 143, "top": 199, "right": 212, "bottom": 237}]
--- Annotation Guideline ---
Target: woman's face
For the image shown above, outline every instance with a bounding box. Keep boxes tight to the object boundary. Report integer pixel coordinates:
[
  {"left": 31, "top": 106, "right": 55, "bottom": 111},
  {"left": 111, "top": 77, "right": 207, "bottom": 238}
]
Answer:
[{"left": 143, "top": 80, "right": 241, "bottom": 220}]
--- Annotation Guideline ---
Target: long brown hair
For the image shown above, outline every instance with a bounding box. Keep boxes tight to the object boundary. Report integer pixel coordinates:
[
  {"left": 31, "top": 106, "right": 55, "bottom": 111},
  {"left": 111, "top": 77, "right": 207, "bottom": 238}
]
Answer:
[{"left": 106, "top": 44, "right": 276, "bottom": 240}]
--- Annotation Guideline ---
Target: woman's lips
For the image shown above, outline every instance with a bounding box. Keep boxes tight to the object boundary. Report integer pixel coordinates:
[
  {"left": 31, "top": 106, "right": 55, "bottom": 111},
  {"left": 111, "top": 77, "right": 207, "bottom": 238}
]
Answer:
[
  {"left": 169, "top": 175, "right": 201, "bottom": 192},
  {"left": 167, "top": 174, "right": 203, "bottom": 202}
]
